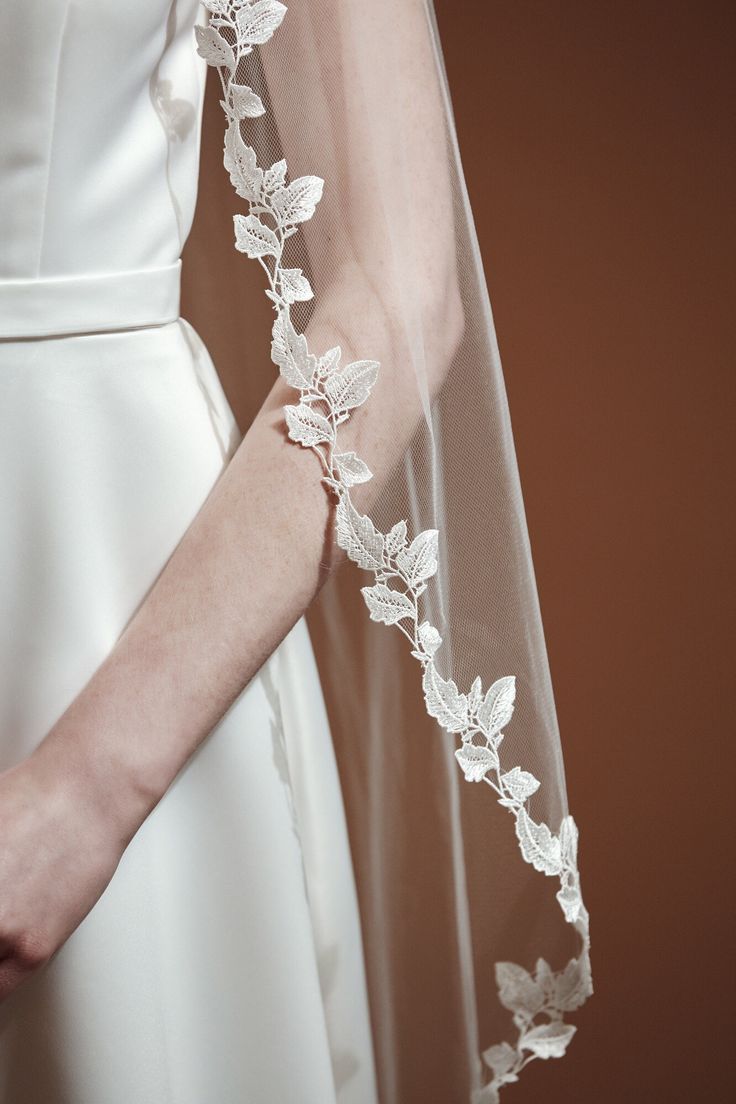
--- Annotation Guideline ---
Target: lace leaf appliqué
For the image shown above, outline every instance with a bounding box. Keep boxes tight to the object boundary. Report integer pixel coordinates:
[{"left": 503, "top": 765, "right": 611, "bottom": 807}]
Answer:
[{"left": 195, "top": 3, "right": 592, "bottom": 1098}]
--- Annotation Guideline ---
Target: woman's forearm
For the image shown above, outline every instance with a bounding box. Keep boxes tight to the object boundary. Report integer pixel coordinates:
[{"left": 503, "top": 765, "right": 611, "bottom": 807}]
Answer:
[{"left": 31, "top": 366, "right": 335, "bottom": 841}]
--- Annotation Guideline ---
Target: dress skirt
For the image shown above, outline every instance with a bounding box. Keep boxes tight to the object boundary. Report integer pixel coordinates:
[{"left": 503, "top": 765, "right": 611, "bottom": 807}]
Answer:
[{"left": 0, "top": 318, "right": 378, "bottom": 1104}]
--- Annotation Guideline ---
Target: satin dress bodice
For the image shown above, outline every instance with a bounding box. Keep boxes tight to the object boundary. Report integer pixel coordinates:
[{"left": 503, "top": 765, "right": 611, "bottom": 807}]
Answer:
[{"left": 0, "top": 0, "right": 205, "bottom": 336}]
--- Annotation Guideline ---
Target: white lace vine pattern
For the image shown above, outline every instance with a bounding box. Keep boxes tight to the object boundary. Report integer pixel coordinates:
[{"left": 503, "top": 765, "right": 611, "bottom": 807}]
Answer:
[{"left": 195, "top": 3, "right": 592, "bottom": 1099}]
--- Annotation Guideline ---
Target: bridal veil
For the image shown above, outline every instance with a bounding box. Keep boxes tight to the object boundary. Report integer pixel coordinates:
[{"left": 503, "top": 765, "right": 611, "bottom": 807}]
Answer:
[{"left": 193, "top": 3, "right": 593, "bottom": 1100}]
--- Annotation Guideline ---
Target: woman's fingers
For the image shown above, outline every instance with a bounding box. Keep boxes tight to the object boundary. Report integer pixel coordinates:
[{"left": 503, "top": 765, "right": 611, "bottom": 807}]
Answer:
[
  {"left": 0, "top": 952, "right": 39, "bottom": 1002},
  {"left": 0, "top": 756, "right": 126, "bottom": 1004}
]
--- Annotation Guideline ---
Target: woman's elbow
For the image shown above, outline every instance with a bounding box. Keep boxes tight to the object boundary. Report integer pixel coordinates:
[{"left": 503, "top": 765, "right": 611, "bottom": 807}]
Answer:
[{"left": 423, "top": 271, "right": 465, "bottom": 402}]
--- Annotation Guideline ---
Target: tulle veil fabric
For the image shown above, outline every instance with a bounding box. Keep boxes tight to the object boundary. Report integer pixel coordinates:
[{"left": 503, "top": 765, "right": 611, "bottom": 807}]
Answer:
[{"left": 186, "top": 3, "right": 593, "bottom": 1101}]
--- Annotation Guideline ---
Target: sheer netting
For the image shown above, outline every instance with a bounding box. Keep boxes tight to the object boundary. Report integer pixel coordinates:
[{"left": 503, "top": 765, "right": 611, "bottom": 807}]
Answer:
[{"left": 193, "top": 3, "right": 592, "bottom": 1102}]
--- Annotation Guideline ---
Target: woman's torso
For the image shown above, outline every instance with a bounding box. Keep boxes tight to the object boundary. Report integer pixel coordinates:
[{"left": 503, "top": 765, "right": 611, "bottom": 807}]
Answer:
[{"left": 0, "top": 0, "right": 241, "bottom": 760}]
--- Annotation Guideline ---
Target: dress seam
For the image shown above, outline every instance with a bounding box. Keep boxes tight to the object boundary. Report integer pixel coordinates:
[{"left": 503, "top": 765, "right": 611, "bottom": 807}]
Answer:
[{"left": 34, "top": 0, "right": 70, "bottom": 276}]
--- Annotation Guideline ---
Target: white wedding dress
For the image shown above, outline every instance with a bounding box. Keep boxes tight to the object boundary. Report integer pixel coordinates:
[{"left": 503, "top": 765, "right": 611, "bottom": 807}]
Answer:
[{"left": 0, "top": 1, "right": 378, "bottom": 1101}]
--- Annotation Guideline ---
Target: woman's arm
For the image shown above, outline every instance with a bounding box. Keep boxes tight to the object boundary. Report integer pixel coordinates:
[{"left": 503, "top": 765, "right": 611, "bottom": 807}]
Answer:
[{"left": 0, "top": 0, "right": 463, "bottom": 999}]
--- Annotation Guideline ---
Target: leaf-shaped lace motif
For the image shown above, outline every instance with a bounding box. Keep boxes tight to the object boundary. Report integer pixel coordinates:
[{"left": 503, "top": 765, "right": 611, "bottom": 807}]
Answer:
[{"left": 196, "top": 4, "right": 592, "bottom": 1098}]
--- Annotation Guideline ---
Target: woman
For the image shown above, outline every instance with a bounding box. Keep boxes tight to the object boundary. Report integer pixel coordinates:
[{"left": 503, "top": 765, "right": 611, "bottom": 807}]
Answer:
[{"left": 0, "top": 2, "right": 590, "bottom": 1102}]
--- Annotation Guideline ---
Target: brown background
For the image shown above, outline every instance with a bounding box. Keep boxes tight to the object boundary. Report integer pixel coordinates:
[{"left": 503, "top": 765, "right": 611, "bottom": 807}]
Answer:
[{"left": 184, "top": 2, "right": 735, "bottom": 1100}]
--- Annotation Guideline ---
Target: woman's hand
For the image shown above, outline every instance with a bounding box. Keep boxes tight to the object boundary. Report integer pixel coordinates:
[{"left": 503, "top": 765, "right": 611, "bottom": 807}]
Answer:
[{"left": 0, "top": 753, "right": 129, "bottom": 1002}]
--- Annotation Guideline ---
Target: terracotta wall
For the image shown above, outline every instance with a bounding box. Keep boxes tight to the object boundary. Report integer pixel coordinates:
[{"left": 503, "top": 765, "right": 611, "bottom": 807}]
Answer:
[{"left": 183, "top": 2, "right": 735, "bottom": 1100}]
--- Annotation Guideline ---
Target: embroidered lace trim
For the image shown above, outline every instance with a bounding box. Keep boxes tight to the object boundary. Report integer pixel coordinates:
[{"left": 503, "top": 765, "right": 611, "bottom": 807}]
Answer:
[{"left": 195, "top": 4, "right": 592, "bottom": 1098}]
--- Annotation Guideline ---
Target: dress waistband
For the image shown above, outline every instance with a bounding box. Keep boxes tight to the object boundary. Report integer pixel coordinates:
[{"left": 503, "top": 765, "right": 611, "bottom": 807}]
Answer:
[{"left": 0, "top": 262, "right": 181, "bottom": 339}]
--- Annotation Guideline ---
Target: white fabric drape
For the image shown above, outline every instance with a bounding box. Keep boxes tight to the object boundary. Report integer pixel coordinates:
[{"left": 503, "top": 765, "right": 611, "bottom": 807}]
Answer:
[{"left": 193, "top": 3, "right": 593, "bottom": 1101}]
